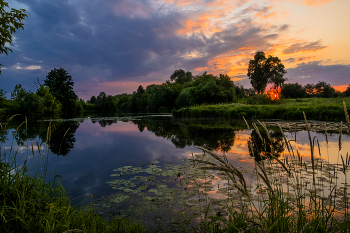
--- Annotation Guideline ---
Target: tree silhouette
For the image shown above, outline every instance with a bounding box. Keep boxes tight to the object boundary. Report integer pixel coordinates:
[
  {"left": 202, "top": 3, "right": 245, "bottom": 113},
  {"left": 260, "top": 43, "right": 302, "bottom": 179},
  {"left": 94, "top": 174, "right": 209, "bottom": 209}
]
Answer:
[
  {"left": 247, "top": 51, "right": 286, "bottom": 94},
  {"left": 44, "top": 68, "right": 79, "bottom": 116}
]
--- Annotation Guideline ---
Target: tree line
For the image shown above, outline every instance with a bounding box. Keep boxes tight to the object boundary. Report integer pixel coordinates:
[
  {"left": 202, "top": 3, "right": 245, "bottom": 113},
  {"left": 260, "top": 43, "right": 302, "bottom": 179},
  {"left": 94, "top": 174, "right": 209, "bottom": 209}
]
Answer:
[
  {"left": 85, "top": 70, "right": 245, "bottom": 113},
  {"left": 0, "top": 68, "right": 84, "bottom": 118},
  {"left": 1, "top": 53, "right": 350, "bottom": 118}
]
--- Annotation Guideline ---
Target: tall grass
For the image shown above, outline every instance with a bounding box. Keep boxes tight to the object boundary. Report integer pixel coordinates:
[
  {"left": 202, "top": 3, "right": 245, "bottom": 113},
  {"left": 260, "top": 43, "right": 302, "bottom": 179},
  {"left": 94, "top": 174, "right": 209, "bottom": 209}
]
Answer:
[
  {"left": 0, "top": 116, "right": 146, "bottom": 233},
  {"left": 190, "top": 101, "right": 350, "bottom": 232}
]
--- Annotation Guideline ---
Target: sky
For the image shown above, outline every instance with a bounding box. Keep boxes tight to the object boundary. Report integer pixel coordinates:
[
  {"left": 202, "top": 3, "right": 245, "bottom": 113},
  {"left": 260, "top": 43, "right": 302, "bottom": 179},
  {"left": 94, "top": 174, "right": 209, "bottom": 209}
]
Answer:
[{"left": 1, "top": 0, "right": 350, "bottom": 100}]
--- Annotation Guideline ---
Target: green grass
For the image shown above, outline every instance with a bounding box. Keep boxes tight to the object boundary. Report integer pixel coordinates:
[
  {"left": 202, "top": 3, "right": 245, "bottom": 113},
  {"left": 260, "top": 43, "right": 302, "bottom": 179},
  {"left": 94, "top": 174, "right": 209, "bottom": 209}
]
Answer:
[
  {"left": 0, "top": 117, "right": 147, "bottom": 233},
  {"left": 173, "top": 97, "right": 350, "bottom": 121}
]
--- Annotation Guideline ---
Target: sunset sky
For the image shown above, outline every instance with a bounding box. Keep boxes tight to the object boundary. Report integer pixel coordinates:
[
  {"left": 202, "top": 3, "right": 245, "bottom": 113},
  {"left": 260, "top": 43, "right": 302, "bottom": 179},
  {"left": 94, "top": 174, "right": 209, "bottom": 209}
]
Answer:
[{"left": 2, "top": 0, "right": 349, "bottom": 100}]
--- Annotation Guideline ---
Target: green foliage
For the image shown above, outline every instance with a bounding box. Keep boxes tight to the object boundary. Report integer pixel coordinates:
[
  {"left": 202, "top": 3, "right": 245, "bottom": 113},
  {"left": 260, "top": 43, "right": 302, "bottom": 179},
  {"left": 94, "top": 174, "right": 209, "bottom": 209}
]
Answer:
[
  {"left": 244, "top": 93, "right": 276, "bottom": 105},
  {"left": 174, "top": 97, "right": 350, "bottom": 121},
  {"left": 0, "top": 88, "right": 6, "bottom": 106},
  {"left": 11, "top": 83, "right": 27, "bottom": 101},
  {"left": 0, "top": 0, "right": 27, "bottom": 74},
  {"left": 169, "top": 69, "right": 193, "bottom": 85},
  {"left": 175, "top": 73, "right": 236, "bottom": 108},
  {"left": 281, "top": 83, "right": 307, "bottom": 99},
  {"left": 247, "top": 51, "right": 286, "bottom": 94},
  {"left": 344, "top": 85, "right": 350, "bottom": 97},
  {"left": 44, "top": 68, "right": 79, "bottom": 116},
  {"left": 147, "top": 84, "right": 175, "bottom": 112},
  {"left": 136, "top": 85, "right": 145, "bottom": 94},
  {"left": 36, "top": 85, "right": 62, "bottom": 116},
  {"left": 305, "top": 81, "right": 336, "bottom": 98},
  {"left": 89, "top": 95, "right": 97, "bottom": 104}
]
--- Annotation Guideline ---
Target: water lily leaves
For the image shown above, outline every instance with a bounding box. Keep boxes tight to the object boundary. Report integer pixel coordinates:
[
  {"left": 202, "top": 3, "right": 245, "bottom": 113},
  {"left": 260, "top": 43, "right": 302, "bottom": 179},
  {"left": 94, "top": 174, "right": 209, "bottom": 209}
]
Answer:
[{"left": 110, "top": 194, "right": 130, "bottom": 203}]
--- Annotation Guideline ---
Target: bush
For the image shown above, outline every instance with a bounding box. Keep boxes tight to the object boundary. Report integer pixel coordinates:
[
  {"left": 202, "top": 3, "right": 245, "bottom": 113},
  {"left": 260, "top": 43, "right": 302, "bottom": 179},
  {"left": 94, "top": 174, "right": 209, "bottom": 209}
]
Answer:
[{"left": 281, "top": 83, "right": 307, "bottom": 99}]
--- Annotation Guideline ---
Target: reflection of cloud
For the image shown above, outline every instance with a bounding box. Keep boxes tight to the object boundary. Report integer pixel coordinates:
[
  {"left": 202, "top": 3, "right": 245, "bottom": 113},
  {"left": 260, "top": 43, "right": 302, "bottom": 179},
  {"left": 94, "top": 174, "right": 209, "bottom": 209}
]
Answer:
[{"left": 283, "top": 40, "right": 327, "bottom": 54}]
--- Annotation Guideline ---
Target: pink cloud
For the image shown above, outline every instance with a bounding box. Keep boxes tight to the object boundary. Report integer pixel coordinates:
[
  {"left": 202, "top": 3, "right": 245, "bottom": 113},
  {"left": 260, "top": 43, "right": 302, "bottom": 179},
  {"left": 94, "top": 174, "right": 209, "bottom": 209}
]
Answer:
[
  {"left": 112, "top": 0, "right": 155, "bottom": 18},
  {"left": 297, "top": 0, "right": 334, "bottom": 6}
]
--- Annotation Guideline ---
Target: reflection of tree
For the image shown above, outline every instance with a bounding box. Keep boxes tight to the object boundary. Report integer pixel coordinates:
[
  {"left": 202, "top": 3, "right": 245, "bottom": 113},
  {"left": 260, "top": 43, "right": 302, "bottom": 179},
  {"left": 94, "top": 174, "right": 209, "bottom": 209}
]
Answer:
[
  {"left": 248, "top": 128, "right": 284, "bottom": 161},
  {"left": 4, "top": 119, "right": 80, "bottom": 156},
  {"left": 186, "top": 126, "right": 235, "bottom": 152},
  {"left": 98, "top": 119, "right": 117, "bottom": 127},
  {"left": 132, "top": 119, "right": 237, "bottom": 152},
  {"left": 47, "top": 121, "right": 80, "bottom": 156}
]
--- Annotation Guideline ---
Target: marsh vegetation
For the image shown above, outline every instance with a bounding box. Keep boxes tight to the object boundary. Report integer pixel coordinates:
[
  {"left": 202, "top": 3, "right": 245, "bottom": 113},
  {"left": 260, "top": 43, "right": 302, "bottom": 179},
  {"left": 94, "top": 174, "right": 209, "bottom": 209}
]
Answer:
[{"left": 1, "top": 103, "right": 350, "bottom": 232}]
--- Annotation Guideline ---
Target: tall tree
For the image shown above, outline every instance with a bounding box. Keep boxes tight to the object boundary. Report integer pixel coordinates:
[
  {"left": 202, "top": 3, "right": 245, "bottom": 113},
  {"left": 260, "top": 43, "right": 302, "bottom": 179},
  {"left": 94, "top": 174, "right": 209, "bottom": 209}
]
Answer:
[
  {"left": 43, "top": 68, "right": 78, "bottom": 116},
  {"left": 169, "top": 69, "right": 193, "bottom": 85},
  {"left": 247, "top": 51, "right": 286, "bottom": 94},
  {"left": 0, "top": 0, "right": 27, "bottom": 74},
  {"left": 269, "top": 74, "right": 288, "bottom": 92}
]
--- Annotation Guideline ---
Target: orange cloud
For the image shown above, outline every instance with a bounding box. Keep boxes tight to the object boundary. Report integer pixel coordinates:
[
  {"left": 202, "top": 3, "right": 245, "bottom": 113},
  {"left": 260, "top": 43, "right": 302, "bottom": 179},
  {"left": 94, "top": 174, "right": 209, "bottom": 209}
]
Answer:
[{"left": 298, "top": 0, "right": 334, "bottom": 6}]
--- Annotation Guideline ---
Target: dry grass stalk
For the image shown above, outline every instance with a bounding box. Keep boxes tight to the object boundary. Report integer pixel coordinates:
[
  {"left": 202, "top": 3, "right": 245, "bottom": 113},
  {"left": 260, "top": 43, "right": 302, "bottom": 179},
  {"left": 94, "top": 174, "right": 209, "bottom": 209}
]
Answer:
[
  {"left": 252, "top": 123, "right": 263, "bottom": 143},
  {"left": 195, "top": 146, "right": 248, "bottom": 196},
  {"left": 62, "top": 230, "right": 83, "bottom": 233},
  {"left": 344, "top": 101, "right": 350, "bottom": 134},
  {"left": 317, "top": 139, "right": 321, "bottom": 157},
  {"left": 339, "top": 121, "right": 342, "bottom": 151},
  {"left": 36, "top": 141, "right": 41, "bottom": 158},
  {"left": 278, "top": 123, "right": 291, "bottom": 154},
  {"left": 324, "top": 122, "right": 328, "bottom": 144},
  {"left": 196, "top": 146, "right": 226, "bottom": 164},
  {"left": 31, "top": 141, "right": 35, "bottom": 159},
  {"left": 46, "top": 122, "right": 52, "bottom": 144},
  {"left": 243, "top": 116, "right": 250, "bottom": 130}
]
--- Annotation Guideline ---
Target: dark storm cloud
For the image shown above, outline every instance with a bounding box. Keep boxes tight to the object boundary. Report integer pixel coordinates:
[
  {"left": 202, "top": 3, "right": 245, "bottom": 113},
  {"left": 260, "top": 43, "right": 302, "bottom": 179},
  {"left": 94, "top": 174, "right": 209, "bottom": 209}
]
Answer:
[
  {"left": 183, "top": 25, "right": 278, "bottom": 71},
  {"left": 1, "top": 0, "right": 310, "bottom": 98},
  {"left": 286, "top": 61, "right": 350, "bottom": 86},
  {"left": 283, "top": 40, "right": 327, "bottom": 54}
]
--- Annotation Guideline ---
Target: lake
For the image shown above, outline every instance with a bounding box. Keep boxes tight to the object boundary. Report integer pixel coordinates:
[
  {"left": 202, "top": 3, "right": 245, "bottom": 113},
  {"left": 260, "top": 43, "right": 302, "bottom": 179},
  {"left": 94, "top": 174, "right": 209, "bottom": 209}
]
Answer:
[{"left": 1, "top": 114, "right": 350, "bottom": 231}]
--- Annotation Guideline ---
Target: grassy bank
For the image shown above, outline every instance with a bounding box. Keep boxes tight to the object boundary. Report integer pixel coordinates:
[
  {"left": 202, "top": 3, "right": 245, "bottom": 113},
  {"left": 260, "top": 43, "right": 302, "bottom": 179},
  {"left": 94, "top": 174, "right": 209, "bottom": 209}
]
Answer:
[
  {"left": 173, "top": 97, "right": 350, "bottom": 121},
  {"left": 0, "top": 118, "right": 146, "bottom": 233}
]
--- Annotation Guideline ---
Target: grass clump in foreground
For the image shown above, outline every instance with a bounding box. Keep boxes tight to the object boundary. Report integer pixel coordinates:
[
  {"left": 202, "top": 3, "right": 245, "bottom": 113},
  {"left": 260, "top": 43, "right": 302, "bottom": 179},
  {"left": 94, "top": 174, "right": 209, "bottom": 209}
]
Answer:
[{"left": 0, "top": 117, "right": 146, "bottom": 233}]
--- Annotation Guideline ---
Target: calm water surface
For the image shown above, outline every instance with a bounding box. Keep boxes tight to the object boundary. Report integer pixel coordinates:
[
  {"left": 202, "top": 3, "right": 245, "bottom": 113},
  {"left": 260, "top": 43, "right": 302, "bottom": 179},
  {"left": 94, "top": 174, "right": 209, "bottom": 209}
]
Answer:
[{"left": 2, "top": 115, "right": 350, "bottom": 208}]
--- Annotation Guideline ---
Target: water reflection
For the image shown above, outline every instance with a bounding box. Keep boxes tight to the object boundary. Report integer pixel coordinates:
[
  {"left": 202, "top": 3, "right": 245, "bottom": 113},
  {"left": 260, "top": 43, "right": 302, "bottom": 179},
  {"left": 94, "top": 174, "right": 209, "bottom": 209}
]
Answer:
[
  {"left": 9, "top": 120, "right": 80, "bottom": 156},
  {"left": 130, "top": 118, "right": 240, "bottom": 152},
  {"left": 2, "top": 115, "right": 349, "bottom": 210},
  {"left": 247, "top": 127, "right": 285, "bottom": 161}
]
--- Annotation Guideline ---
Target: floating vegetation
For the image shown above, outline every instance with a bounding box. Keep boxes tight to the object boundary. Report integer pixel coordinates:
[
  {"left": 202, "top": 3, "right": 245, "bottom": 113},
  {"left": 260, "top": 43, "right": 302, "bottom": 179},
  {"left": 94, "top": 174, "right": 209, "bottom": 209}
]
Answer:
[{"left": 84, "top": 102, "right": 350, "bottom": 232}]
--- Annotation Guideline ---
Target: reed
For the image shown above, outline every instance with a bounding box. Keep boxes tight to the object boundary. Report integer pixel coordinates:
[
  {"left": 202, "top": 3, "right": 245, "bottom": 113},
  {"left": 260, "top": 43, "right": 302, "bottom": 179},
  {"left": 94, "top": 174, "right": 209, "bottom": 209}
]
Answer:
[{"left": 190, "top": 103, "right": 350, "bottom": 232}]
